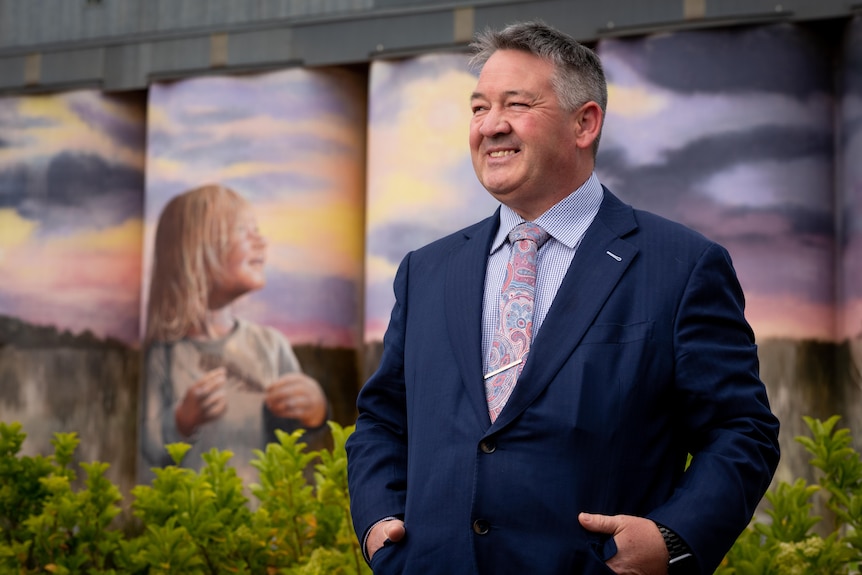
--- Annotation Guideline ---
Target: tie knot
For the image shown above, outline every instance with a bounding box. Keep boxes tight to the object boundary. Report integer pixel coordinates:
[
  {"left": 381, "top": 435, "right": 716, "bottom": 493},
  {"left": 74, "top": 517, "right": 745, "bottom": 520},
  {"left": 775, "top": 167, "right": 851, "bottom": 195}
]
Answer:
[{"left": 509, "top": 222, "right": 549, "bottom": 248}]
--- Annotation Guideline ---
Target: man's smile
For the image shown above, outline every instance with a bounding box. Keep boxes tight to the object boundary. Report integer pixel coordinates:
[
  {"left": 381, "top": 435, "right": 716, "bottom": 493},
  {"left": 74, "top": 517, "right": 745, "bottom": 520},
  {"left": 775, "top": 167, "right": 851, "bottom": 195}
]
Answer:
[{"left": 489, "top": 150, "right": 518, "bottom": 158}]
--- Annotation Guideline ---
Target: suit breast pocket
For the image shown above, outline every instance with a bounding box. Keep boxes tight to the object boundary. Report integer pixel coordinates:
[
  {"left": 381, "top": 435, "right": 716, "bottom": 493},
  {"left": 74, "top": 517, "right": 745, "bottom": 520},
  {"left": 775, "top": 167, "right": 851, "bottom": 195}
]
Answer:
[
  {"left": 578, "top": 321, "right": 655, "bottom": 379},
  {"left": 580, "top": 321, "right": 653, "bottom": 345}
]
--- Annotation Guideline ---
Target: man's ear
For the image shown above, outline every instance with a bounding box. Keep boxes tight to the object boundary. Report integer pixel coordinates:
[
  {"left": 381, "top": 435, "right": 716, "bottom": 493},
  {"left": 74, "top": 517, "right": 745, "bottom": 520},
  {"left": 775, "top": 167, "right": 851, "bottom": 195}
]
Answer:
[{"left": 573, "top": 101, "right": 603, "bottom": 150}]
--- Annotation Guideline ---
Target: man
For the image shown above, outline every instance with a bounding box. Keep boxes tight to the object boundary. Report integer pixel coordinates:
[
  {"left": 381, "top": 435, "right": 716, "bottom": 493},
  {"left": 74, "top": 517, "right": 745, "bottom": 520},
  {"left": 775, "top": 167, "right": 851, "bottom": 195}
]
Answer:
[{"left": 346, "top": 21, "right": 780, "bottom": 575}]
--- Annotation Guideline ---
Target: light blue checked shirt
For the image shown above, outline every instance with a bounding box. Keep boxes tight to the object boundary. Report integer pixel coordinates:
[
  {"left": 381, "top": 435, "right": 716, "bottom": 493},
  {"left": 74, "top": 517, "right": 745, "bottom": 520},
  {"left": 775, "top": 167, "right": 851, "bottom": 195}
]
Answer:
[{"left": 482, "top": 172, "right": 604, "bottom": 375}]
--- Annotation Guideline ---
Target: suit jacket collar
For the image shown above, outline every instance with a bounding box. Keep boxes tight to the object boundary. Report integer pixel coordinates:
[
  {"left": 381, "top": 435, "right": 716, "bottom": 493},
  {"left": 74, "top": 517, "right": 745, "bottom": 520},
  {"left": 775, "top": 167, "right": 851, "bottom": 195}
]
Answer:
[
  {"left": 445, "top": 188, "right": 640, "bottom": 431},
  {"left": 445, "top": 208, "right": 501, "bottom": 427}
]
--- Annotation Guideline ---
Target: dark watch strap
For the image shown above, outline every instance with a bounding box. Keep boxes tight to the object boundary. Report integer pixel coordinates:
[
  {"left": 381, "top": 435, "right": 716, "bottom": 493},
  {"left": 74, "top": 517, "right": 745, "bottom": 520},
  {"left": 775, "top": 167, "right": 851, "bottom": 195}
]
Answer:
[{"left": 657, "top": 524, "right": 695, "bottom": 574}]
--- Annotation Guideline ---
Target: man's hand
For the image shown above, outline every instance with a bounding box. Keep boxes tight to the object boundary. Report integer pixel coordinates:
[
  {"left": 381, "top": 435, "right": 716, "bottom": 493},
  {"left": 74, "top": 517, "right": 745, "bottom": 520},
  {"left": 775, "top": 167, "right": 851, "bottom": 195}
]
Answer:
[
  {"left": 367, "top": 518, "right": 406, "bottom": 561},
  {"left": 579, "top": 512, "right": 669, "bottom": 575}
]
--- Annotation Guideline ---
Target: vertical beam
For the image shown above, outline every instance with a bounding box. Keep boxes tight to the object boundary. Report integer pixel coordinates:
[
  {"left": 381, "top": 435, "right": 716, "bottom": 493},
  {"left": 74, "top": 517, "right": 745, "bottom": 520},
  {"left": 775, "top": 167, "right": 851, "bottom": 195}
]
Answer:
[
  {"left": 24, "top": 53, "right": 41, "bottom": 86},
  {"left": 684, "top": 0, "right": 707, "bottom": 20},
  {"left": 454, "top": 6, "right": 474, "bottom": 44},
  {"left": 210, "top": 32, "right": 229, "bottom": 68}
]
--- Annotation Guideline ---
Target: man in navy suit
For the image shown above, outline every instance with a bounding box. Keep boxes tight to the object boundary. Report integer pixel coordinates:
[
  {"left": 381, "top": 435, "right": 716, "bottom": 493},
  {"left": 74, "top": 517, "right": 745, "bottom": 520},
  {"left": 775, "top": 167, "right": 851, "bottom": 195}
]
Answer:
[{"left": 346, "top": 20, "right": 780, "bottom": 575}]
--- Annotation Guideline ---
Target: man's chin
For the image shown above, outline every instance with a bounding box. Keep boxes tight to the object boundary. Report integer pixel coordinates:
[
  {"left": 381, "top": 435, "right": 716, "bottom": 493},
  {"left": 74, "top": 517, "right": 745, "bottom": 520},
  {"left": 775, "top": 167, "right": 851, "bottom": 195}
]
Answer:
[{"left": 485, "top": 188, "right": 522, "bottom": 207}]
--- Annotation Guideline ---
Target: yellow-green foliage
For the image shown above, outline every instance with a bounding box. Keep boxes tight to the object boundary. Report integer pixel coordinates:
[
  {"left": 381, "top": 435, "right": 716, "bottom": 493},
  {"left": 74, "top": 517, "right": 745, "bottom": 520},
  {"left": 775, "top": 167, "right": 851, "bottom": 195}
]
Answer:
[
  {"left": 717, "top": 416, "right": 862, "bottom": 575},
  {"left": 7, "top": 415, "right": 860, "bottom": 574},
  {"left": 0, "top": 421, "right": 370, "bottom": 575}
]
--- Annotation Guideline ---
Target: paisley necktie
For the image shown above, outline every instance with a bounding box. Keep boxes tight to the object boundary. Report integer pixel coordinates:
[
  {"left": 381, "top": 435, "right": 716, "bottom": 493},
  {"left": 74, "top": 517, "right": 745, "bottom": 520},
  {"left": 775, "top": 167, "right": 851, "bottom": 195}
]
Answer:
[{"left": 484, "top": 222, "right": 549, "bottom": 422}]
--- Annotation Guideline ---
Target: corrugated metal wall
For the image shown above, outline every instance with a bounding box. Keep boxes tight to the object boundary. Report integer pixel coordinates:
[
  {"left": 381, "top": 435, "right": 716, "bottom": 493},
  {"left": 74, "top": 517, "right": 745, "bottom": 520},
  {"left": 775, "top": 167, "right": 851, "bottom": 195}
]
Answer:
[{"left": 0, "top": 0, "right": 855, "bottom": 93}]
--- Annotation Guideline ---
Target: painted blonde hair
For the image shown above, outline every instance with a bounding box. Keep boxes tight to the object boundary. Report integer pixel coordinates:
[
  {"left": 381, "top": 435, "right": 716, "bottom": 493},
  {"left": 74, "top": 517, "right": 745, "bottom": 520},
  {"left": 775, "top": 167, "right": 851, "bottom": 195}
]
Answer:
[{"left": 145, "top": 183, "right": 250, "bottom": 343}]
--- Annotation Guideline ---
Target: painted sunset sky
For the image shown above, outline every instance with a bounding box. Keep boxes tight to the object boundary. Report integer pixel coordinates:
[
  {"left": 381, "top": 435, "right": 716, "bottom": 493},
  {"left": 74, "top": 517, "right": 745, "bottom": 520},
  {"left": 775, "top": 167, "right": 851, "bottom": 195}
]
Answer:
[
  {"left": 0, "top": 91, "right": 145, "bottom": 344},
  {"left": 596, "top": 24, "right": 838, "bottom": 341},
  {"left": 364, "top": 23, "right": 858, "bottom": 343},
  {"left": 144, "top": 67, "right": 367, "bottom": 348},
  {"left": 1, "top": 22, "right": 858, "bottom": 349}
]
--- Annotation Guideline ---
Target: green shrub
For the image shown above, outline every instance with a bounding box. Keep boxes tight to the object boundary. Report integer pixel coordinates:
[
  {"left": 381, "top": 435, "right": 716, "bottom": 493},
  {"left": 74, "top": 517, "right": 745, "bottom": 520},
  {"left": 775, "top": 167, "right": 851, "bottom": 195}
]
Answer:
[
  {"left": 718, "top": 415, "right": 862, "bottom": 575},
  {"left": 4, "top": 415, "right": 862, "bottom": 574},
  {"left": 0, "top": 421, "right": 370, "bottom": 575}
]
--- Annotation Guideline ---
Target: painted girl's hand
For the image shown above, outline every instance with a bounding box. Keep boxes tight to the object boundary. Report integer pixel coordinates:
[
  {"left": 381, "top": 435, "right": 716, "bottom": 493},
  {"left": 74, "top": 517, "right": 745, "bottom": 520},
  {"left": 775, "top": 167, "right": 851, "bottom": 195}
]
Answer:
[
  {"left": 175, "top": 367, "right": 228, "bottom": 437},
  {"left": 265, "top": 373, "right": 328, "bottom": 428}
]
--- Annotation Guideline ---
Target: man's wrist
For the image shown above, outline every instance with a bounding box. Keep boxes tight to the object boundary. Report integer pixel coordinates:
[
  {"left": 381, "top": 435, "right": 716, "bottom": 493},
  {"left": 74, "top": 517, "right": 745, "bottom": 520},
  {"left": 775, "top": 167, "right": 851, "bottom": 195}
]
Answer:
[{"left": 362, "top": 516, "right": 398, "bottom": 563}]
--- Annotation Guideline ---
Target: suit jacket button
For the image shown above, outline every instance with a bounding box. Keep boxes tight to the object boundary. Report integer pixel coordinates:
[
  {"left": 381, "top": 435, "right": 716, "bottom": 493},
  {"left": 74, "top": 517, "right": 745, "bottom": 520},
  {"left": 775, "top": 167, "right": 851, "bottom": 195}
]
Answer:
[
  {"left": 473, "top": 519, "right": 490, "bottom": 535},
  {"left": 479, "top": 440, "right": 496, "bottom": 454}
]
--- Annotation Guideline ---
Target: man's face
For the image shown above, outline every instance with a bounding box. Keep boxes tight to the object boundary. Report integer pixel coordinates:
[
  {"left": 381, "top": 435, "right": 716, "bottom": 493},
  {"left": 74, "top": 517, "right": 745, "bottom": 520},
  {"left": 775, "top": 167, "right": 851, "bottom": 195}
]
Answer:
[{"left": 469, "top": 49, "right": 583, "bottom": 220}]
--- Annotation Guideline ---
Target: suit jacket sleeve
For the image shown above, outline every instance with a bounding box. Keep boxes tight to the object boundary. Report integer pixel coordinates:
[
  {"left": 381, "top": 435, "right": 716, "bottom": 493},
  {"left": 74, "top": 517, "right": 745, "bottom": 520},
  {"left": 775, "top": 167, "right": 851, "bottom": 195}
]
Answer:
[
  {"left": 647, "top": 242, "right": 780, "bottom": 573},
  {"left": 346, "top": 252, "right": 412, "bottom": 543}
]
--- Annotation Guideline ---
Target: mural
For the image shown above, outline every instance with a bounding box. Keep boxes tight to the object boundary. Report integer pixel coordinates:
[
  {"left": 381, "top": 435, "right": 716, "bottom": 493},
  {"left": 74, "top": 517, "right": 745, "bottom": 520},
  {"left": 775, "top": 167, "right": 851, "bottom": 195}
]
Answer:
[
  {"left": 0, "top": 17, "right": 858, "bottom": 496},
  {"left": 140, "top": 68, "right": 367, "bottom": 486},
  {"left": 0, "top": 90, "right": 146, "bottom": 495}
]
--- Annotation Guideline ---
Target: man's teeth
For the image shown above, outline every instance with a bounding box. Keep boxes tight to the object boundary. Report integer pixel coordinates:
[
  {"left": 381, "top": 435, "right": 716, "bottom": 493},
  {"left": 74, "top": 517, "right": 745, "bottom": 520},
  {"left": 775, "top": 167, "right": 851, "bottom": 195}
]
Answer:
[{"left": 489, "top": 150, "right": 516, "bottom": 158}]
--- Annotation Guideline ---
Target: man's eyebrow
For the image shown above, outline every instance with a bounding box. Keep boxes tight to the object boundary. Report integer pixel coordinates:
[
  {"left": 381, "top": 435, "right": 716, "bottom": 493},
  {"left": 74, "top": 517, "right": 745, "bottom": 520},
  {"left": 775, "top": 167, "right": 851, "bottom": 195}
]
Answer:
[{"left": 470, "top": 89, "right": 534, "bottom": 101}]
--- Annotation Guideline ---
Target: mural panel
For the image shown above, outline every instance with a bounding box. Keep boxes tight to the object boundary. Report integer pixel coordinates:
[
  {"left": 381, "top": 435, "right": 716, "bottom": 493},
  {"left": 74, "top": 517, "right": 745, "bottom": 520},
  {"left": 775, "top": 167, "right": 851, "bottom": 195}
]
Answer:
[
  {"left": 0, "top": 90, "right": 146, "bottom": 495},
  {"left": 139, "top": 68, "right": 367, "bottom": 487},
  {"left": 596, "top": 24, "right": 838, "bottom": 484}
]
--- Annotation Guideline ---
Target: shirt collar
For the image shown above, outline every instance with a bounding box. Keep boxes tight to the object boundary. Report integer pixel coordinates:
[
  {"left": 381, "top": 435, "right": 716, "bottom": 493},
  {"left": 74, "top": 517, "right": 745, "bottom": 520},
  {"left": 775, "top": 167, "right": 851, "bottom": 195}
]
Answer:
[{"left": 490, "top": 172, "right": 604, "bottom": 254}]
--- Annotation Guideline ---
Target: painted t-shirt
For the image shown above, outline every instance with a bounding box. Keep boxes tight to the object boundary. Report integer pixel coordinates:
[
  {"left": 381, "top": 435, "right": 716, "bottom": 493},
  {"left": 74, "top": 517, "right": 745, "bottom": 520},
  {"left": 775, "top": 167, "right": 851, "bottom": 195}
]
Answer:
[{"left": 139, "top": 319, "right": 328, "bottom": 487}]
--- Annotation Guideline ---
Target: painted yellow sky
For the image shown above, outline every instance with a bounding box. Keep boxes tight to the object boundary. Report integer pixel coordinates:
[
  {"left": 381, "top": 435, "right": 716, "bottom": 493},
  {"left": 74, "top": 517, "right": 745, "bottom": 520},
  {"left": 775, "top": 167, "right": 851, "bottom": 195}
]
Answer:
[
  {"left": 368, "top": 66, "right": 476, "bottom": 223},
  {"left": 368, "top": 172, "right": 461, "bottom": 223},
  {"left": 2, "top": 219, "right": 142, "bottom": 296},
  {"left": 62, "top": 218, "right": 143, "bottom": 251},
  {"left": 4, "top": 94, "right": 144, "bottom": 170},
  {"left": 257, "top": 199, "right": 363, "bottom": 278},
  {"left": 0, "top": 209, "right": 37, "bottom": 252},
  {"left": 606, "top": 83, "right": 668, "bottom": 117}
]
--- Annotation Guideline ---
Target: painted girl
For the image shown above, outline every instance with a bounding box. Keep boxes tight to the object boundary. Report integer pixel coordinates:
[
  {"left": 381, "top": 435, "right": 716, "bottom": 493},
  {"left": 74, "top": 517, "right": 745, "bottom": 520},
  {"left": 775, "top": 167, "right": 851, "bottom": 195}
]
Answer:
[{"left": 139, "top": 184, "right": 329, "bottom": 484}]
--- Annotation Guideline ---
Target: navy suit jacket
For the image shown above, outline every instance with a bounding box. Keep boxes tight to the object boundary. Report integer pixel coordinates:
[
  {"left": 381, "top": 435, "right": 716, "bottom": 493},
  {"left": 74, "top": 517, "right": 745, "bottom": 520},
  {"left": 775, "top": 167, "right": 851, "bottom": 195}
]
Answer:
[{"left": 346, "top": 189, "right": 780, "bottom": 575}]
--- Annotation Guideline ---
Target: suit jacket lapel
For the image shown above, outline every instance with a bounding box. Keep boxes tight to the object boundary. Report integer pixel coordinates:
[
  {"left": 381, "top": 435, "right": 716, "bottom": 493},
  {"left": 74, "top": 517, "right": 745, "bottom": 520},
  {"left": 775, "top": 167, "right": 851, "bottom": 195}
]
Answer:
[
  {"left": 445, "top": 211, "right": 499, "bottom": 426},
  {"left": 492, "top": 190, "right": 640, "bottom": 430}
]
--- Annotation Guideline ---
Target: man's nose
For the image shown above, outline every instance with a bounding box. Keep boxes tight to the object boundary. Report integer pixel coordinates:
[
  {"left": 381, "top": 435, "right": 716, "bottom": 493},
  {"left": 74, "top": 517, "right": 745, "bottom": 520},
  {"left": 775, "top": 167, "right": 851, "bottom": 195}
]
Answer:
[{"left": 479, "top": 108, "right": 511, "bottom": 137}]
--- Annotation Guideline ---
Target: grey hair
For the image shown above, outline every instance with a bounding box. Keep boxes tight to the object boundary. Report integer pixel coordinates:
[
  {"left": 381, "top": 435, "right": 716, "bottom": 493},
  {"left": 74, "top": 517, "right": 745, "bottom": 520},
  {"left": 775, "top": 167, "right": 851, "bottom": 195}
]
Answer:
[{"left": 469, "top": 21, "right": 608, "bottom": 154}]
